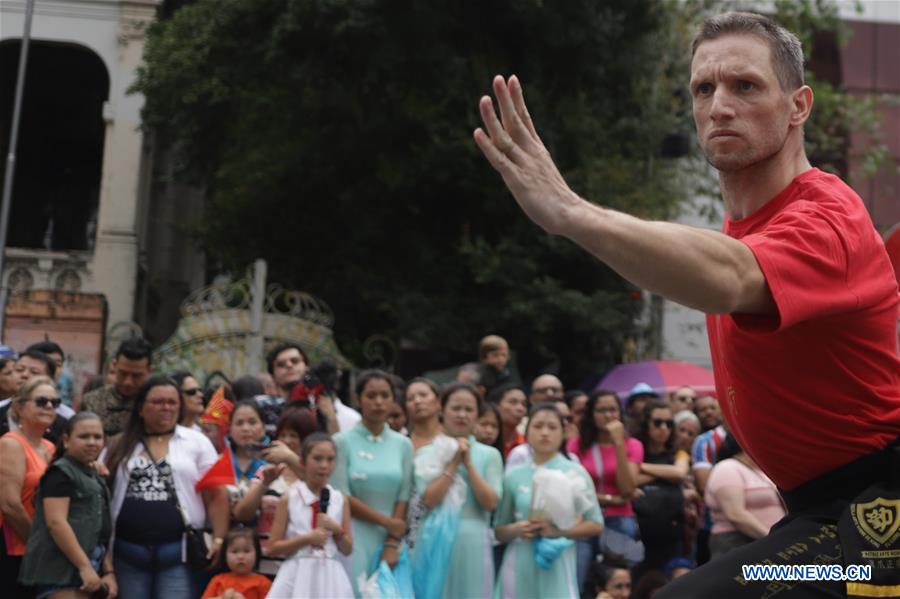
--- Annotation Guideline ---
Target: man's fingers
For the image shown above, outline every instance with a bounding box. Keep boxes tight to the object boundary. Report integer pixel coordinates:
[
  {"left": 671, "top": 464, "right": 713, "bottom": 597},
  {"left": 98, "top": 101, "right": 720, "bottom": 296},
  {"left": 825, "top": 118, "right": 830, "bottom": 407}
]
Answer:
[
  {"left": 508, "top": 75, "right": 539, "bottom": 141},
  {"left": 479, "top": 95, "right": 512, "bottom": 153},
  {"left": 492, "top": 75, "right": 534, "bottom": 148},
  {"left": 473, "top": 128, "right": 518, "bottom": 176},
  {"left": 478, "top": 96, "right": 529, "bottom": 167}
]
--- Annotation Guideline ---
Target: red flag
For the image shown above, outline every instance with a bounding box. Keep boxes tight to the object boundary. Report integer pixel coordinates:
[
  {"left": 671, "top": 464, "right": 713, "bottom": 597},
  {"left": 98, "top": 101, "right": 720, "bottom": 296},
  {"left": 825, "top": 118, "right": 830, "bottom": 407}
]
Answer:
[{"left": 195, "top": 448, "right": 237, "bottom": 491}]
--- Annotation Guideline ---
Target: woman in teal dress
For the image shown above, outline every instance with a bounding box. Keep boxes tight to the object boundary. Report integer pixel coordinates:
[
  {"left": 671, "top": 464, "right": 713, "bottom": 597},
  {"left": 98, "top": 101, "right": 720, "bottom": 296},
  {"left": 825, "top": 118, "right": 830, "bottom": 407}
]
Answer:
[
  {"left": 412, "top": 382, "right": 503, "bottom": 598},
  {"left": 332, "top": 370, "right": 413, "bottom": 597},
  {"left": 494, "top": 404, "right": 604, "bottom": 599}
]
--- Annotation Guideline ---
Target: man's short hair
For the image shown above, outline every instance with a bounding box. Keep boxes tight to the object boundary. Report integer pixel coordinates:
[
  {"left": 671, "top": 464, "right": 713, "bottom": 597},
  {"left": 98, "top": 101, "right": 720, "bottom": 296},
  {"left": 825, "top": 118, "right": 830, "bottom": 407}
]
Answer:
[
  {"left": 115, "top": 337, "right": 153, "bottom": 364},
  {"left": 27, "top": 340, "right": 64, "bottom": 358},
  {"left": 478, "top": 335, "right": 508, "bottom": 360},
  {"left": 691, "top": 11, "right": 805, "bottom": 92},
  {"left": 265, "top": 342, "right": 309, "bottom": 375},
  {"left": 17, "top": 349, "right": 57, "bottom": 378}
]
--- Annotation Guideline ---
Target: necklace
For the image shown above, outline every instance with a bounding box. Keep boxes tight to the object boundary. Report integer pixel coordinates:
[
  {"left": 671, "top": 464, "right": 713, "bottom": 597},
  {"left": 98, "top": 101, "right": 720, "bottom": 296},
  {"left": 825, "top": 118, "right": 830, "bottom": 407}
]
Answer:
[{"left": 144, "top": 428, "right": 176, "bottom": 437}]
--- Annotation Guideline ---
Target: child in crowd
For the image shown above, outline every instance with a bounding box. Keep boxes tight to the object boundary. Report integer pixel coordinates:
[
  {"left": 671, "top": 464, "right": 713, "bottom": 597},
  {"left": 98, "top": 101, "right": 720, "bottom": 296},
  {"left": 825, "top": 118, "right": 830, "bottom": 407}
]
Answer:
[
  {"left": 201, "top": 528, "right": 272, "bottom": 599},
  {"left": 268, "top": 433, "right": 353, "bottom": 598},
  {"left": 474, "top": 402, "right": 504, "bottom": 457},
  {"left": 387, "top": 394, "right": 408, "bottom": 434},
  {"left": 477, "top": 334, "right": 512, "bottom": 394}
]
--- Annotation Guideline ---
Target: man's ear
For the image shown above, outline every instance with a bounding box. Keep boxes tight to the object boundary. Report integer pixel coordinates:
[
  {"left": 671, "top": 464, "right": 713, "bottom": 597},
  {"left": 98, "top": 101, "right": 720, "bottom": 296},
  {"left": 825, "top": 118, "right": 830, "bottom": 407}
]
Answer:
[{"left": 790, "top": 85, "right": 814, "bottom": 127}]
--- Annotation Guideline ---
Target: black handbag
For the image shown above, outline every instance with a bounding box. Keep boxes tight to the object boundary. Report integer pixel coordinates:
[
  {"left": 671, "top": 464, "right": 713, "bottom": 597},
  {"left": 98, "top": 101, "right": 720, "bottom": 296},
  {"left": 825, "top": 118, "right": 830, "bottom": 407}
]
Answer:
[
  {"left": 143, "top": 441, "right": 212, "bottom": 570},
  {"left": 183, "top": 525, "right": 212, "bottom": 570}
]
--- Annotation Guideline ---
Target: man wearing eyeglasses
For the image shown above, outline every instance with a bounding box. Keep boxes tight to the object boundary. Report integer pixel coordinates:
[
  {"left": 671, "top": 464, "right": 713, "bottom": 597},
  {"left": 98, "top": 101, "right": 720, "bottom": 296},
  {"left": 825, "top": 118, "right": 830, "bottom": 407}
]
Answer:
[
  {"left": 80, "top": 337, "right": 153, "bottom": 436},
  {"left": 669, "top": 386, "right": 696, "bottom": 415},
  {"left": 266, "top": 342, "right": 309, "bottom": 399},
  {"left": 529, "top": 373, "right": 564, "bottom": 404}
]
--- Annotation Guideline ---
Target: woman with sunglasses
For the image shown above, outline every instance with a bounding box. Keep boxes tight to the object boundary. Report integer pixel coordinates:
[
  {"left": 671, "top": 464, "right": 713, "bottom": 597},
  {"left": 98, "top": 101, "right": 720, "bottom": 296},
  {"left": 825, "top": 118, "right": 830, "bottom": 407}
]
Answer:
[
  {"left": 633, "top": 399, "right": 689, "bottom": 575},
  {"left": 170, "top": 371, "right": 205, "bottom": 432},
  {"left": 0, "top": 376, "right": 59, "bottom": 598},
  {"left": 565, "top": 389, "right": 643, "bottom": 589}
]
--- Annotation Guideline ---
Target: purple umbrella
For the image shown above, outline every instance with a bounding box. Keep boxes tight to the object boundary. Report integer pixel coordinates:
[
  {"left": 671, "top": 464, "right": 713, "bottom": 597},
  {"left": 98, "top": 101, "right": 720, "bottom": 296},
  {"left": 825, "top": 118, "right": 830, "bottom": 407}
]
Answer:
[{"left": 595, "top": 360, "right": 716, "bottom": 399}]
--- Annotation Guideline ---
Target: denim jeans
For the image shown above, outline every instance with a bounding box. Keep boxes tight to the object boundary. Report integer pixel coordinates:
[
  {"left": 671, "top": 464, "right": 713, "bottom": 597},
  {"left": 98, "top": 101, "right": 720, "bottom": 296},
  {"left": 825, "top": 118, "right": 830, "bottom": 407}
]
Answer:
[
  {"left": 575, "top": 515, "right": 641, "bottom": 593},
  {"left": 35, "top": 545, "right": 106, "bottom": 599},
  {"left": 113, "top": 538, "right": 196, "bottom": 599}
]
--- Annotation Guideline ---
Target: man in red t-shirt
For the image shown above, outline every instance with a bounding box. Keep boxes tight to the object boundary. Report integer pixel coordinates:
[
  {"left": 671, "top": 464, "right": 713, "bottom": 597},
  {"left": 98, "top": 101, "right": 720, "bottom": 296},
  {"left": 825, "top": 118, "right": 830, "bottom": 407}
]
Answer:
[{"left": 474, "top": 10, "right": 899, "bottom": 598}]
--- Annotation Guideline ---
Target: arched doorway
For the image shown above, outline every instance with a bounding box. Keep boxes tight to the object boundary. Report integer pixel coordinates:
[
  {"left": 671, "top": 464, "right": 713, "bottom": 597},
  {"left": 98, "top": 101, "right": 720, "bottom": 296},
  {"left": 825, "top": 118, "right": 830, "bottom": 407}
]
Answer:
[{"left": 0, "top": 40, "right": 109, "bottom": 251}]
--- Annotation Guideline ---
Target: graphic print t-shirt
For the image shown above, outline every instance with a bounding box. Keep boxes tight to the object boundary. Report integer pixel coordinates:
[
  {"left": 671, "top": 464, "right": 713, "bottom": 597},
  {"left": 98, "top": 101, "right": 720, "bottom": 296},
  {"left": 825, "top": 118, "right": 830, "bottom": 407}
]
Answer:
[{"left": 115, "top": 456, "right": 184, "bottom": 544}]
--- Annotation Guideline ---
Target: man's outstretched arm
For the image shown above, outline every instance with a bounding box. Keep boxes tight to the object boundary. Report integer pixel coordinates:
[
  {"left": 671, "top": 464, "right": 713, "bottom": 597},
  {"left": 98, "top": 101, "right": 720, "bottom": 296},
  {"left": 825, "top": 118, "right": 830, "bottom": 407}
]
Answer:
[{"left": 473, "top": 74, "right": 775, "bottom": 316}]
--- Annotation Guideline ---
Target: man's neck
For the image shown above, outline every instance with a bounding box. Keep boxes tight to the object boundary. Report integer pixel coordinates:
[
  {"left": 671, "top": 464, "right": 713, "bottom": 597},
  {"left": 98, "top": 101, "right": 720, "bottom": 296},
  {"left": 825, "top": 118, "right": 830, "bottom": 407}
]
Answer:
[
  {"left": 719, "top": 141, "right": 811, "bottom": 221},
  {"left": 279, "top": 381, "right": 297, "bottom": 401}
]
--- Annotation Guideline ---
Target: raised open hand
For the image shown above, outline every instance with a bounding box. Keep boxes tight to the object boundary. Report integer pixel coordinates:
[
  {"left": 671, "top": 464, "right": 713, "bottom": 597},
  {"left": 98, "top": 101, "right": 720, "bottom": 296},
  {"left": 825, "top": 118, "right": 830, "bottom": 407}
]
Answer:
[{"left": 474, "top": 75, "right": 581, "bottom": 235}]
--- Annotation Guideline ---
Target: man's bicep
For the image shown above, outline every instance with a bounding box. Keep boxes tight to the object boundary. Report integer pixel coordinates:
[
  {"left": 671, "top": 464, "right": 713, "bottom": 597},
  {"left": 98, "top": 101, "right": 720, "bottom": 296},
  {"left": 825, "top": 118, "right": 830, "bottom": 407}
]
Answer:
[{"left": 730, "top": 241, "right": 777, "bottom": 315}]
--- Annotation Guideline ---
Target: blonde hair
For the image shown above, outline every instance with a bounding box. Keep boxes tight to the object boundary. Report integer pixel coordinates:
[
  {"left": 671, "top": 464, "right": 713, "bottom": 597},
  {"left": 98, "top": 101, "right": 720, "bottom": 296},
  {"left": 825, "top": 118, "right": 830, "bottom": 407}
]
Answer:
[
  {"left": 11, "top": 375, "right": 57, "bottom": 422},
  {"left": 479, "top": 335, "right": 508, "bottom": 360}
]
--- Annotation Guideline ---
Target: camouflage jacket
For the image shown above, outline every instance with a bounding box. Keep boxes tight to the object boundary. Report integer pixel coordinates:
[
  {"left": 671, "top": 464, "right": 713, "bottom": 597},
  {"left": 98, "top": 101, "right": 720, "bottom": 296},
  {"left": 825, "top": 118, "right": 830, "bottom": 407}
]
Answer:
[{"left": 80, "top": 385, "right": 134, "bottom": 436}]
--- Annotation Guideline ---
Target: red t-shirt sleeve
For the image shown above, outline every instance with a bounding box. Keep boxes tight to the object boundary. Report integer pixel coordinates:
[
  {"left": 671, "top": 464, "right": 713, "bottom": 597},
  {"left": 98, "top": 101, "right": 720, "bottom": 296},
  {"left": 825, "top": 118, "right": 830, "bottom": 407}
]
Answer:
[{"left": 737, "top": 201, "right": 858, "bottom": 331}]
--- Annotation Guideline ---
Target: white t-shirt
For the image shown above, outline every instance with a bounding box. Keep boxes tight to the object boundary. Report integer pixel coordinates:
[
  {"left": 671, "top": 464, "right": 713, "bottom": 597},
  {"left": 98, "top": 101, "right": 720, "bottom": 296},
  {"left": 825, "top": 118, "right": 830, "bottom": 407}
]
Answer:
[
  {"left": 107, "top": 425, "right": 219, "bottom": 529},
  {"left": 334, "top": 398, "right": 361, "bottom": 432},
  {"left": 504, "top": 443, "right": 573, "bottom": 472}
]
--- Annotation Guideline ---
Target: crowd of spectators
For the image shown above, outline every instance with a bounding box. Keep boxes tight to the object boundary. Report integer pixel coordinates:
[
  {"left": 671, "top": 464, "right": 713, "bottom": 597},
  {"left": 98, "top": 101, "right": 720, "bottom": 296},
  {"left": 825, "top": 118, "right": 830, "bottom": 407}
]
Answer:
[{"left": 0, "top": 334, "right": 785, "bottom": 599}]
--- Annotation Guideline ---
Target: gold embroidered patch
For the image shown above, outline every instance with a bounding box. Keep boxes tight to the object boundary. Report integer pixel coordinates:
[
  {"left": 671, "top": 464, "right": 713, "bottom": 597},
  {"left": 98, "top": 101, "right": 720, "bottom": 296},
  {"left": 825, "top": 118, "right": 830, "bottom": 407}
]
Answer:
[{"left": 852, "top": 497, "right": 900, "bottom": 548}]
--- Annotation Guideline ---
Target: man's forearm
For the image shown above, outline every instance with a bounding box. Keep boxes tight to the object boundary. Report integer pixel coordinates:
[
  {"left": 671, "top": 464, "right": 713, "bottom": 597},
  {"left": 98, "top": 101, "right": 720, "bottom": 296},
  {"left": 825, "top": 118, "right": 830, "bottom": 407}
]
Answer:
[{"left": 559, "top": 198, "right": 774, "bottom": 315}]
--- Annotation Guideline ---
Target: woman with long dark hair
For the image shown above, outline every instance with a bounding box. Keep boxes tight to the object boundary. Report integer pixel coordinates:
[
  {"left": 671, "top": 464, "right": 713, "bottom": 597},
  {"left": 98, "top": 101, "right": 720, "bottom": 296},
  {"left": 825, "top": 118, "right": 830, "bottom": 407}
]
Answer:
[
  {"left": 223, "top": 400, "right": 269, "bottom": 504},
  {"left": 401, "top": 376, "right": 442, "bottom": 550},
  {"left": 633, "top": 399, "right": 689, "bottom": 574},
  {"left": 169, "top": 371, "right": 204, "bottom": 431},
  {"left": 488, "top": 383, "right": 528, "bottom": 460},
  {"left": 233, "top": 405, "right": 319, "bottom": 576},
  {"left": 566, "top": 389, "right": 643, "bottom": 588},
  {"left": 332, "top": 370, "right": 413, "bottom": 597},
  {"left": 704, "top": 435, "right": 785, "bottom": 559},
  {"left": 404, "top": 377, "right": 442, "bottom": 452},
  {"left": 104, "top": 376, "right": 230, "bottom": 599}
]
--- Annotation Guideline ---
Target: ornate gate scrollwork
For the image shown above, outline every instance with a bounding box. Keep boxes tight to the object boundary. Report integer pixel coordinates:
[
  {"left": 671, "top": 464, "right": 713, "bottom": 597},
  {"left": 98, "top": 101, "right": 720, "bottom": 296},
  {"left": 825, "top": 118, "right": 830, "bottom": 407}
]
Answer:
[{"left": 154, "top": 271, "right": 352, "bottom": 381}]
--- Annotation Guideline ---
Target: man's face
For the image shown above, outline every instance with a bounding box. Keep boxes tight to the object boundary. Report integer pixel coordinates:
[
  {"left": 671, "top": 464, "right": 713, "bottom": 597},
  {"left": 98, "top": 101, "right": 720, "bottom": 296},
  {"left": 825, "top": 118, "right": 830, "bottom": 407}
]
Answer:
[
  {"left": 14, "top": 356, "right": 50, "bottom": 387},
  {"left": 484, "top": 347, "right": 509, "bottom": 371},
  {"left": 671, "top": 387, "right": 696, "bottom": 414},
  {"left": 530, "top": 375, "right": 563, "bottom": 404},
  {"left": 694, "top": 396, "right": 721, "bottom": 430},
  {"left": 691, "top": 34, "right": 794, "bottom": 173},
  {"left": 272, "top": 347, "right": 306, "bottom": 391},
  {"left": 113, "top": 356, "right": 151, "bottom": 399},
  {"left": 0, "top": 360, "right": 17, "bottom": 396}
]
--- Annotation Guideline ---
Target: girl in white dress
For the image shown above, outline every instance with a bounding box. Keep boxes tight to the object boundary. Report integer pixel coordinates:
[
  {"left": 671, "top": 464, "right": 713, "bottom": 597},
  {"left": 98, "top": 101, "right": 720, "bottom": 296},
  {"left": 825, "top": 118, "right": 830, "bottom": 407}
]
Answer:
[{"left": 266, "top": 433, "right": 353, "bottom": 598}]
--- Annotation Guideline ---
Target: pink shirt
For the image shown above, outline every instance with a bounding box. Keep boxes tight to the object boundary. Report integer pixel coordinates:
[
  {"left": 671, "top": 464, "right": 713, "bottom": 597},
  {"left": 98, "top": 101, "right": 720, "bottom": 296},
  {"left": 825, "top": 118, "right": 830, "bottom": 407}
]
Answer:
[
  {"left": 705, "top": 458, "right": 786, "bottom": 534},
  {"left": 566, "top": 437, "right": 643, "bottom": 517}
]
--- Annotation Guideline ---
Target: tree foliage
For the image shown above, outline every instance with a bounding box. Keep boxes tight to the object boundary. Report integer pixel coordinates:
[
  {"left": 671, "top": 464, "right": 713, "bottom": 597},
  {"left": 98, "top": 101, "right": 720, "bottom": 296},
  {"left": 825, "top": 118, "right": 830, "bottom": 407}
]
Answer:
[
  {"left": 135, "top": 0, "right": 888, "bottom": 383},
  {"left": 136, "top": 0, "right": 695, "bottom": 382}
]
